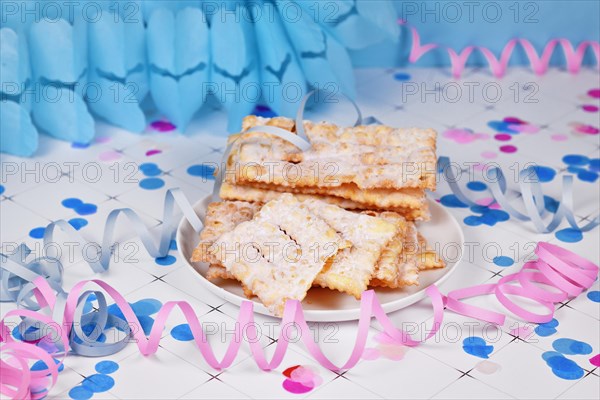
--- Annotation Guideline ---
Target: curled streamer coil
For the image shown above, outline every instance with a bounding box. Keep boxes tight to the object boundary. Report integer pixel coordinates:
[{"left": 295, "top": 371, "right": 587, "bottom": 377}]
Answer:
[{"left": 401, "top": 21, "right": 600, "bottom": 78}]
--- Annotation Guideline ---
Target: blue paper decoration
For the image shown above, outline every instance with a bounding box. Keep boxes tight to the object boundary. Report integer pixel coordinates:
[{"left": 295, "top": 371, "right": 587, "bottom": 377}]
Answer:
[{"left": 0, "top": 0, "right": 398, "bottom": 156}]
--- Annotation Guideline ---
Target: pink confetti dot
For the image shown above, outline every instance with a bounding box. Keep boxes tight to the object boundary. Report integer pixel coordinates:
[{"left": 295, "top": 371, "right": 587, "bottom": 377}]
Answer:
[
  {"left": 95, "top": 136, "right": 111, "bottom": 144},
  {"left": 494, "top": 134, "right": 512, "bottom": 141},
  {"left": 500, "top": 145, "right": 517, "bottom": 153},
  {"left": 574, "top": 124, "right": 599, "bottom": 135},
  {"left": 509, "top": 123, "right": 540, "bottom": 134},
  {"left": 551, "top": 134, "right": 568, "bottom": 141},
  {"left": 99, "top": 150, "right": 121, "bottom": 162},
  {"left": 588, "top": 88, "right": 600, "bottom": 99},
  {"left": 481, "top": 151, "right": 497, "bottom": 159},
  {"left": 582, "top": 104, "right": 599, "bottom": 112},
  {"left": 590, "top": 354, "right": 600, "bottom": 367}
]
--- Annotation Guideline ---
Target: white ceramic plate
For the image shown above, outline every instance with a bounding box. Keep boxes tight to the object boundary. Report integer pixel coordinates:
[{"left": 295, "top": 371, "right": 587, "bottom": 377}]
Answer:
[{"left": 177, "top": 196, "right": 464, "bottom": 321}]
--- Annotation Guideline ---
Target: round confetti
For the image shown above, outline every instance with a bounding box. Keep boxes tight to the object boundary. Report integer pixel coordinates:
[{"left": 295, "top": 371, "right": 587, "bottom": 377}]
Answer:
[
  {"left": 494, "top": 133, "right": 512, "bottom": 141},
  {"left": 171, "top": 324, "right": 194, "bottom": 341},
  {"left": 440, "top": 194, "right": 468, "bottom": 208},
  {"left": 577, "top": 169, "right": 598, "bottom": 183},
  {"left": 393, "top": 72, "right": 411, "bottom": 81},
  {"left": 76, "top": 203, "right": 97, "bottom": 216},
  {"left": 150, "top": 120, "right": 176, "bottom": 132},
  {"left": 139, "top": 163, "right": 162, "bottom": 177},
  {"left": 542, "top": 351, "right": 584, "bottom": 380},
  {"left": 145, "top": 149, "right": 162, "bottom": 156},
  {"left": 531, "top": 166, "right": 556, "bottom": 182},
  {"left": 481, "top": 151, "right": 497, "bottom": 159},
  {"left": 253, "top": 104, "right": 277, "bottom": 118},
  {"left": 131, "top": 299, "right": 162, "bottom": 316},
  {"left": 99, "top": 151, "right": 121, "bottom": 162},
  {"left": 29, "top": 227, "right": 45, "bottom": 239},
  {"left": 0, "top": 184, "right": 5, "bottom": 195},
  {"left": 499, "top": 145, "right": 517, "bottom": 153},
  {"left": 68, "top": 218, "right": 88, "bottom": 230},
  {"left": 466, "top": 181, "right": 487, "bottom": 191},
  {"left": 587, "top": 291, "right": 600, "bottom": 303},
  {"left": 71, "top": 142, "right": 91, "bottom": 149},
  {"left": 95, "top": 361, "right": 119, "bottom": 374},
  {"left": 139, "top": 177, "right": 165, "bottom": 190},
  {"left": 155, "top": 255, "right": 176, "bottom": 266},
  {"left": 493, "top": 256, "right": 514, "bottom": 267},
  {"left": 588, "top": 88, "right": 600, "bottom": 98},
  {"left": 187, "top": 164, "right": 216, "bottom": 180},
  {"left": 562, "top": 154, "right": 589, "bottom": 166},
  {"left": 582, "top": 104, "right": 599, "bottom": 112},
  {"left": 62, "top": 198, "right": 83, "bottom": 208},
  {"left": 555, "top": 228, "right": 583, "bottom": 243},
  {"left": 553, "top": 338, "right": 593, "bottom": 355},
  {"left": 68, "top": 386, "right": 93, "bottom": 400},
  {"left": 82, "top": 374, "right": 115, "bottom": 393}
]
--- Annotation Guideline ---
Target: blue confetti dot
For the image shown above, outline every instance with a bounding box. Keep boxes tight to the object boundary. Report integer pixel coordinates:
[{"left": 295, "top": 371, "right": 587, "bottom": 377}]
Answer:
[
  {"left": 440, "top": 194, "right": 468, "bottom": 208},
  {"left": 139, "top": 177, "right": 165, "bottom": 190},
  {"left": 589, "top": 158, "right": 600, "bottom": 172},
  {"left": 29, "top": 227, "right": 45, "bottom": 239},
  {"left": 95, "top": 361, "right": 119, "bottom": 374},
  {"left": 31, "top": 358, "right": 64, "bottom": 373},
  {"left": 139, "top": 163, "right": 162, "bottom": 177},
  {"left": 587, "top": 291, "right": 600, "bottom": 302},
  {"left": 462, "top": 336, "right": 494, "bottom": 358},
  {"left": 531, "top": 166, "right": 556, "bottom": 183},
  {"left": 553, "top": 338, "right": 593, "bottom": 355},
  {"left": 62, "top": 198, "right": 83, "bottom": 209},
  {"left": 68, "top": 218, "right": 88, "bottom": 230},
  {"left": 562, "top": 154, "right": 589, "bottom": 166},
  {"left": 68, "top": 386, "right": 93, "bottom": 400},
  {"left": 555, "top": 228, "right": 583, "bottom": 243},
  {"left": 467, "top": 181, "right": 487, "bottom": 191},
  {"left": 535, "top": 318, "right": 559, "bottom": 337},
  {"left": 465, "top": 206, "right": 510, "bottom": 226},
  {"left": 75, "top": 203, "right": 97, "bottom": 216},
  {"left": 131, "top": 298, "right": 162, "bottom": 316},
  {"left": 155, "top": 255, "right": 176, "bottom": 266},
  {"left": 488, "top": 120, "right": 518, "bottom": 133},
  {"left": 82, "top": 374, "right": 115, "bottom": 393},
  {"left": 169, "top": 240, "right": 177, "bottom": 250},
  {"left": 0, "top": 184, "right": 5, "bottom": 195},
  {"left": 253, "top": 104, "right": 277, "bottom": 118},
  {"left": 544, "top": 196, "right": 560, "bottom": 213},
  {"left": 464, "top": 216, "right": 482, "bottom": 226},
  {"left": 187, "top": 164, "right": 216, "bottom": 180},
  {"left": 493, "top": 256, "right": 514, "bottom": 267},
  {"left": 71, "top": 142, "right": 91, "bottom": 149},
  {"left": 542, "top": 352, "right": 584, "bottom": 380},
  {"left": 171, "top": 324, "right": 194, "bottom": 341},
  {"left": 138, "top": 315, "right": 155, "bottom": 335},
  {"left": 393, "top": 72, "right": 411, "bottom": 81},
  {"left": 577, "top": 169, "right": 599, "bottom": 182}
]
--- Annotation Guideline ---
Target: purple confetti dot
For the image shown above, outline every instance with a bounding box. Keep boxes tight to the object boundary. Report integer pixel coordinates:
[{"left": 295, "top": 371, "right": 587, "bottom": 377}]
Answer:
[
  {"left": 494, "top": 134, "right": 512, "bottom": 141},
  {"left": 500, "top": 145, "right": 517, "bottom": 153}
]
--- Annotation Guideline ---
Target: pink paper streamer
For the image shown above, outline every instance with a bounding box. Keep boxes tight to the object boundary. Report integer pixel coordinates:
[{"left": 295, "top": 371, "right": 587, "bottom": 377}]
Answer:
[
  {"left": 1, "top": 241, "right": 597, "bottom": 399},
  {"left": 400, "top": 21, "right": 600, "bottom": 78}
]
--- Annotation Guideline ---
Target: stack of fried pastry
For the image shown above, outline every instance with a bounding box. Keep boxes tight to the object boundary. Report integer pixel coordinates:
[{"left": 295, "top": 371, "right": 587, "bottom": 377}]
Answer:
[
  {"left": 219, "top": 116, "right": 438, "bottom": 221},
  {"left": 191, "top": 194, "right": 444, "bottom": 316}
]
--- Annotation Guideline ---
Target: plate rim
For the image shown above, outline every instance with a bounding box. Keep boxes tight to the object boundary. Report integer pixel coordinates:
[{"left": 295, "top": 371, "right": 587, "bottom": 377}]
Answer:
[{"left": 176, "top": 195, "right": 465, "bottom": 322}]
